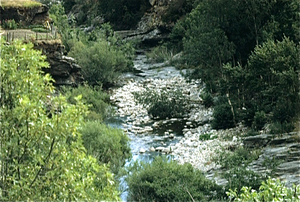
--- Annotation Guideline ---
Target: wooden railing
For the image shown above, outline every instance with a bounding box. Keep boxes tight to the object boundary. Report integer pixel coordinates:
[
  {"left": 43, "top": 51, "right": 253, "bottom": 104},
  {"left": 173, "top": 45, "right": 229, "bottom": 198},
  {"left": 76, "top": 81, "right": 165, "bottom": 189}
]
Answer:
[{"left": 3, "top": 29, "right": 58, "bottom": 42}]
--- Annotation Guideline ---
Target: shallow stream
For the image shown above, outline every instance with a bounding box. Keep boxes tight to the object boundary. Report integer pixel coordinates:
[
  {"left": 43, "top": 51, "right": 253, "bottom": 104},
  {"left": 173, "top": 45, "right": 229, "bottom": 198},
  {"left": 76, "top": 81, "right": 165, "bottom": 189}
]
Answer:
[
  {"left": 108, "top": 54, "right": 190, "bottom": 200},
  {"left": 108, "top": 53, "right": 300, "bottom": 201}
]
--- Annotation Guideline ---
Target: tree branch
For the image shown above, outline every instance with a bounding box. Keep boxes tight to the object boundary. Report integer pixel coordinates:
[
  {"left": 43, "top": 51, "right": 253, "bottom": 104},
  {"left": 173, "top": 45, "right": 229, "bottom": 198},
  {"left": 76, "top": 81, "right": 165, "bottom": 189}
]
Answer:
[{"left": 29, "top": 137, "right": 55, "bottom": 188}]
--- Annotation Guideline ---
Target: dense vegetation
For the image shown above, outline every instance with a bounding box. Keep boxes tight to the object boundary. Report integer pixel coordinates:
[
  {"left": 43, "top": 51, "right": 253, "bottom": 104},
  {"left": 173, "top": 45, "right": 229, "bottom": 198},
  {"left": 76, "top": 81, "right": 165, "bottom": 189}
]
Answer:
[
  {"left": 49, "top": 3, "right": 135, "bottom": 88},
  {"left": 227, "top": 178, "right": 300, "bottom": 201},
  {"left": 126, "top": 157, "right": 224, "bottom": 201},
  {"left": 133, "top": 87, "right": 189, "bottom": 119},
  {"left": 168, "top": 0, "right": 300, "bottom": 132},
  {"left": 80, "top": 121, "right": 131, "bottom": 174},
  {"left": 2, "top": 0, "right": 299, "bottom": 200},
  {"left": 59, "top": 0, "right": 151, "bottom": 30},
  {"left": 0, "top": 40, "right": 121, "bottom": 200}
]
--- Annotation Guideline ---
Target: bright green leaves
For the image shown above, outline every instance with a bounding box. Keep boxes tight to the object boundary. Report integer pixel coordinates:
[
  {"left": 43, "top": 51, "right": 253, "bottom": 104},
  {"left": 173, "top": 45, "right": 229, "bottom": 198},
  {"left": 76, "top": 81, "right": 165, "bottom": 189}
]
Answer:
[
  {"left": 68, "top": 36, "right": 133, "bottom": 88},
  {"left": 80, "top": 121, "right": 131, "bottom": 174},
  {"left": 227, "top": 178, "right": 300, "bottom": 201},
  {"left": 0, "top": 40, "right": 120, "bottom": 201}
]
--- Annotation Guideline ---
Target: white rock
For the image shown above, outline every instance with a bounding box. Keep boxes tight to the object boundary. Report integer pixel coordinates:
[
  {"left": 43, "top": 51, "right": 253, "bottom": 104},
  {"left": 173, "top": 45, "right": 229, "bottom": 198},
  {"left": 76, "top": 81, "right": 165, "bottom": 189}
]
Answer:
[
  {"left": 155, "top": 147, "right": 165, "bottom": 152},
  {"left": 168, "top": 133, "right": 175, "bottom": 139},
  {"left": 139, "top": 148, "right": 146, "bottom": 153}
]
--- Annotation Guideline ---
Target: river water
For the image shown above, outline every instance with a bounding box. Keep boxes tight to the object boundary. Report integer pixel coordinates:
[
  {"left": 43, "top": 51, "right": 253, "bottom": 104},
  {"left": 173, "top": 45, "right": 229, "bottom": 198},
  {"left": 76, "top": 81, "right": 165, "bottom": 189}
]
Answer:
[
  {"left": 108, "top": 54, "right": 191, "bottom": 200},
  {"left": 108, "top": 53, "right": 300, "bottom": 201}
]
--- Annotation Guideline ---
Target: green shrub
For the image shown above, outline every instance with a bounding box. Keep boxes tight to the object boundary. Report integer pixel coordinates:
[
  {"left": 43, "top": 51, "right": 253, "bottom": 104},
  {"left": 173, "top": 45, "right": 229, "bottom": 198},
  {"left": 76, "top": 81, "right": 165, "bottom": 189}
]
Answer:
[
  {"left": 215, "top": 146, "right": 264, "bottom": 195},
  {"left": 212, "top": 102, "right": 235, "bottom": 129},
  {"left": 68, "top": 38, "right": 133, "bottom": 87},
  {"left": 0, "top": 39, "right": 120, "bottom": 201},
  {"left": 126, "top": 156, "right": 224, "bottom": 201},
  {"left": 269, "top": 121, "right": 295, "bottom": 134},
  {"left": 62, "top": 85, "right": 112, "bottom": 121},
  {"left": 200, "top": 91, "right": 214, "bottom": 108},
  {"left": 1, "top": 19, "right": 18, "bottom": 29},
  {"left": 80, "top": 121, "right": 131, "bottom": 174},
  {"left": 146, "top": 45, "right": 174, "bottom": 63},
  {"left": 252, "top": 111, "right": 268, "bottom": 130},
  {"left": 216, "top": 147, "right": 260, "bottom": 170},
  {"left": 224, "top": 167, "right": 264, "bottom": 194},
  {"left": 134, "top": 87, "right": 189, "bottom": 119},
  {"left": 199, "top": 133, "right": 217, "bottom": 141},
  {"left": 227, "top": 178, "right": 300, "bottom": 202}
]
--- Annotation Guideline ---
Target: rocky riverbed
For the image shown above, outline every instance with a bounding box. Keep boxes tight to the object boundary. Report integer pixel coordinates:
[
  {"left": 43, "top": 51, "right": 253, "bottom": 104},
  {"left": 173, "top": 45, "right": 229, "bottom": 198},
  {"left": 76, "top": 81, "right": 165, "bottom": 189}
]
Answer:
[
  {"left": 111, "top": 54, "right": 300, "bottom": 195},
  {"left": 111, "top": 55, "right": 245, "bottom": 172}
]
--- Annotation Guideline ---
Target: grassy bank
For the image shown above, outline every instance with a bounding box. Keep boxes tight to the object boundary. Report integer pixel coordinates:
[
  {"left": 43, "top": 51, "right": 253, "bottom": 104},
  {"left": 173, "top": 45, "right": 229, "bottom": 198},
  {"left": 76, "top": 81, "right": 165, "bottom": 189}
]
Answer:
[{"left": 1, "top": 0, "right": 41, "bottom": 8}]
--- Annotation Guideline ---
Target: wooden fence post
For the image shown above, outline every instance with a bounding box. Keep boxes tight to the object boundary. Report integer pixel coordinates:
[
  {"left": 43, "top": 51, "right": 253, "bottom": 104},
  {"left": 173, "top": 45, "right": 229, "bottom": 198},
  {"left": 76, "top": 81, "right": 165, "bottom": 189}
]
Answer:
[
  {"left": 36, "top": 32, "right": 38, "bottom": 40},
  {"left": 12, "top": 32, "right": 14, "bottom": 41}
]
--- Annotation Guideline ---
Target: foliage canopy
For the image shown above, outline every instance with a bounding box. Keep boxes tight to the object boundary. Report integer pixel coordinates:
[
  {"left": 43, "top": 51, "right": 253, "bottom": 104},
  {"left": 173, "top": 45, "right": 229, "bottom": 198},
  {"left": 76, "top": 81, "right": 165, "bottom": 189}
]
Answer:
[{"left": 0, "top": 40, "right": 120, "bottom": 201}]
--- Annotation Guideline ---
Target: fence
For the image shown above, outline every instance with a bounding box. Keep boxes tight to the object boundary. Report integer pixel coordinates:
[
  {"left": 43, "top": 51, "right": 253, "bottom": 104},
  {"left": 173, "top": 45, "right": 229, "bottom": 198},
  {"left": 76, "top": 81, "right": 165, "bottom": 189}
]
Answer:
[{"left": 3, "top": 29, "right": 58, "bottom": 42}]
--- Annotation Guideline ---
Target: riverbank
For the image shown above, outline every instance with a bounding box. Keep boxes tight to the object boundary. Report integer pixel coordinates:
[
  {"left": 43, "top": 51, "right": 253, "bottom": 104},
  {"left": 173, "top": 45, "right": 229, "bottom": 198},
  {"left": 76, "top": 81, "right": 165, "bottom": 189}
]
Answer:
[
  {"left": 111, "top": 54, "right": 300, "bottom": 194},
  {"left": 110, "top": 55, "right": 245, "bottom": 173}
]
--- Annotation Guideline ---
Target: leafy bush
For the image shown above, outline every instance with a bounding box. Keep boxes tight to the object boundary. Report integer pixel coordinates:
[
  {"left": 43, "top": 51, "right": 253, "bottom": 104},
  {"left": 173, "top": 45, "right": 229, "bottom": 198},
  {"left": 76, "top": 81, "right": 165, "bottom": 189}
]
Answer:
[
  {"left": 146, "top": 45, "right": 174, "bottom": 63},
  {"left": 216, "top": 147, "right": 260, "bottom": 170},
  {"left": 66, "top": 25, "right": 134, "bottom": 87},
  {"left": 68, "top": 39, "right": 131, "bottom": 87},
  {"left": 62, "top": 85, "right": 112, "bottom": 121},
  {"left": 80, "top": 121, "right": 131, "bottom": 174},
  {"left": 269, "top": 121, "right": 295, "bottom": 134},
  {"left": 199, "top": 133, "right": 217, "bottom": 141},
  {"left": 200, "top": 91, "right": 214, "bottom": 108},
  {"left": 215, "top": 146, "right": 264, "bottom": 194},
  {"left": 252, "top": 111, "right": 268, "bottom": 130},
  {"left": 0, "top": 39, "right": 120, "bottom": 201},
  {"left": 212, "top": 102, "right": 235, "bottom": 129},
  {"left": 1, "top": 19, "right": 18, "bottom": 29},
  {"left": 126, "top": 156, "right": 224, "bottom": 201},
  {"left": 134, "top": 87, "right": 189, "bottom": 119},
  {"left": 224, "top": 167, "right": 264, "bottom": 194},
  {"left": 227, "top": 178, "right": 300, "bottom": 202}
]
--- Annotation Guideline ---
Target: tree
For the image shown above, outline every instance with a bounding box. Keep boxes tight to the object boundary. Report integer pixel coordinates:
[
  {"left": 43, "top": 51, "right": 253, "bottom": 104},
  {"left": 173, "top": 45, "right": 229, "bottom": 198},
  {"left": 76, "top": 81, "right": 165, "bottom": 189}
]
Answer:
[
  {"left": 244, "top": 37, "right": 299, "bottom": 130},
  {"left": 0, "top": 40, "right": 120, "bottom": 201},
  {"left": 61, "top": 0, "right": 150, "bottom": 29},
  {"left": 182, "top": 1, "right": 236, "bottom": 92}
]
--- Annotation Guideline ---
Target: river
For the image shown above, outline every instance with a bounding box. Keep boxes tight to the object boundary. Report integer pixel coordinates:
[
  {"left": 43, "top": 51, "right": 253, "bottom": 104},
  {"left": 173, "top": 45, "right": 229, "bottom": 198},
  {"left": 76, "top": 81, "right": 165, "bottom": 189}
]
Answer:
[
  {"left": 108, "top": 52, "right": 300, "bottom": 201},
  {"left": 108, "top": 53, "right": 231, "bottom": 200}
]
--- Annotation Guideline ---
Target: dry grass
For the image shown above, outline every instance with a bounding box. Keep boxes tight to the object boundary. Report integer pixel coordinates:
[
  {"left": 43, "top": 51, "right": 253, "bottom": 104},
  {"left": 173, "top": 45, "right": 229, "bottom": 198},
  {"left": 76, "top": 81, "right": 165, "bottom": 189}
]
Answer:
[{"left": 1, "top": 0, "right": 41, "bottom": 8}]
